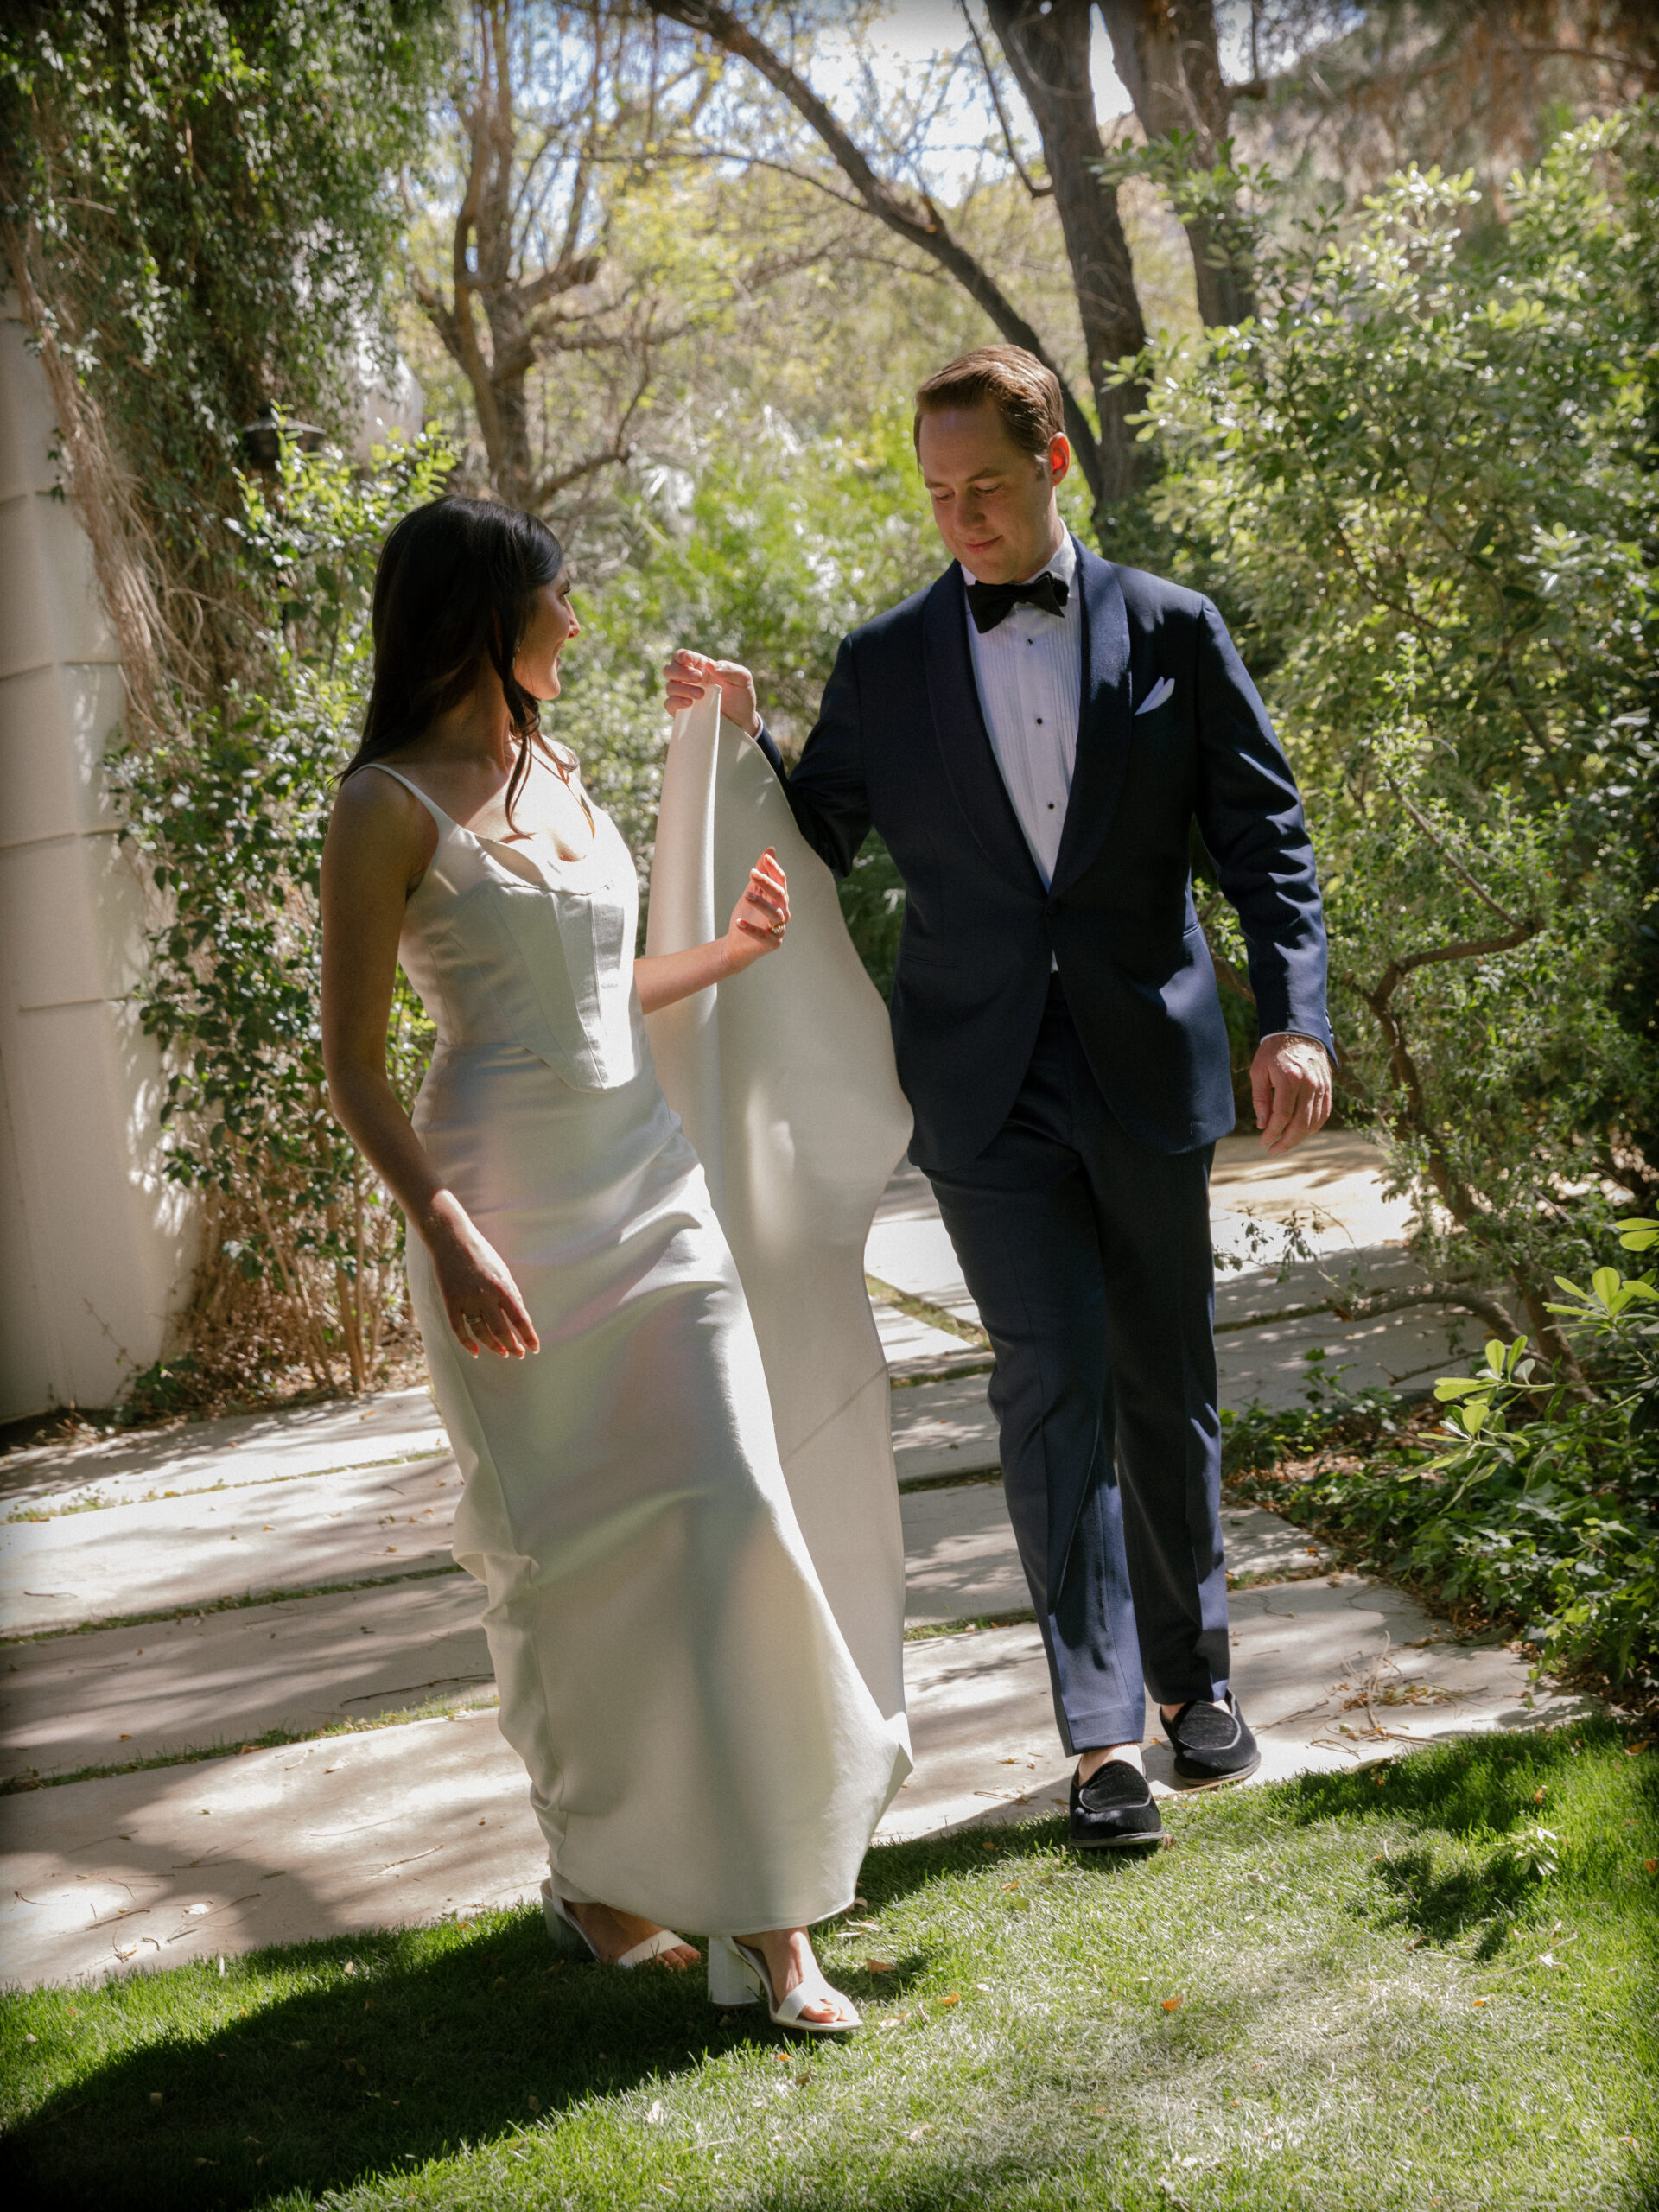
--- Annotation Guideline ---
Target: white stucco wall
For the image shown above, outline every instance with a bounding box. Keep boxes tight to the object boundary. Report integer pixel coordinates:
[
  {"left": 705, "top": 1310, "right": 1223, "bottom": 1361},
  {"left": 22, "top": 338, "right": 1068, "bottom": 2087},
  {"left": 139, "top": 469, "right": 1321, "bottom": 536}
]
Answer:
[{"left": 0, "top": 301, "right": 196, "bottom": 1421}]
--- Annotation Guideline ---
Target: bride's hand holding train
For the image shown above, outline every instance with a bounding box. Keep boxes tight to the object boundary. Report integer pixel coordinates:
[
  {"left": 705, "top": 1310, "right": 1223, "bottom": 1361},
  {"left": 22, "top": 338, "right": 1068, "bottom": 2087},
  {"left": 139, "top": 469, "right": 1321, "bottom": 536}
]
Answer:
[{"left": 632, "top": 845, "right": 789, "bottom": 1014}]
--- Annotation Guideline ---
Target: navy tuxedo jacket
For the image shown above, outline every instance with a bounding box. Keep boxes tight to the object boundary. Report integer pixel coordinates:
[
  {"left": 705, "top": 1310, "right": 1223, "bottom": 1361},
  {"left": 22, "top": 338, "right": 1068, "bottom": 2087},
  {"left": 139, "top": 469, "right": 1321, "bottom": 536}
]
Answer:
[{"left": 758, "top": 537, "right": 1332, "bottom": 1172}]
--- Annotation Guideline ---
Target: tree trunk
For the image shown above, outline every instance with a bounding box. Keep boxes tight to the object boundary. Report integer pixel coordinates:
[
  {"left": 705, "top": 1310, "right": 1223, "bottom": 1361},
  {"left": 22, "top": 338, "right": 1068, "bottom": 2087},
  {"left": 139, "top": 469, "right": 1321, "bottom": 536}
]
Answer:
[
  {"left": 987, "top": 0, "right": 1148, "bottom": 510},
  {"left": 651, "top": 0, "right": 1116, "bottom": 512},
  {"left": 408, "top": 0, "right": 608, "bottom": 512},
  {"left": 1096, "top": 0, "right": 1254, "bottom": 327}
]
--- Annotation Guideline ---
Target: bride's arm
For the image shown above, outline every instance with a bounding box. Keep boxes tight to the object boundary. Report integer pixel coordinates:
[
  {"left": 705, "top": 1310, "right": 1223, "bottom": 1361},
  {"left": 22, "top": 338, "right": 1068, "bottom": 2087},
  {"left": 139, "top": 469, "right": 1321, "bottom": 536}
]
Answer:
[
  {"left": 634, "top": 848, "right": 790, "bottom": 1014},
  {"left": 321, "top": 774, "right": 538, "bottom": 1360}
]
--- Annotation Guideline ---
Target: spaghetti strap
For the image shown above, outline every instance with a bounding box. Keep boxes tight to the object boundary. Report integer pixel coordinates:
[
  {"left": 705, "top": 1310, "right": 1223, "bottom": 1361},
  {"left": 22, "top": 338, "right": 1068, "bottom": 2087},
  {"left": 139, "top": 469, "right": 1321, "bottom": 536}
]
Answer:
[{"left": 359, "top": 759, "right": 454, "bottom": 832}]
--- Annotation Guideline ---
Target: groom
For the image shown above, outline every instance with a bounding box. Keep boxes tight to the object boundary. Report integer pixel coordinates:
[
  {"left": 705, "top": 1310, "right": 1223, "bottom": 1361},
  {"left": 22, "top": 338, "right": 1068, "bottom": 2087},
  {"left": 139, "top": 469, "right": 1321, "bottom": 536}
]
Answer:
[{"left": 667, "top": 346, "right": 1333, "bottom": 1848}]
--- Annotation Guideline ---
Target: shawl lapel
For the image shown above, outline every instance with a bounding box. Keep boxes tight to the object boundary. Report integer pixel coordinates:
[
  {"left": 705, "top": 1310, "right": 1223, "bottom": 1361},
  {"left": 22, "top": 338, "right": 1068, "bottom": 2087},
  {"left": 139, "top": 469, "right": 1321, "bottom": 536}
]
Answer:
[
  {"left": 920, "top": 563, "right": 1046, "bottom": 893},
  {"left": 1050, "top": 543, "right": 1133, "bottom": 899}
]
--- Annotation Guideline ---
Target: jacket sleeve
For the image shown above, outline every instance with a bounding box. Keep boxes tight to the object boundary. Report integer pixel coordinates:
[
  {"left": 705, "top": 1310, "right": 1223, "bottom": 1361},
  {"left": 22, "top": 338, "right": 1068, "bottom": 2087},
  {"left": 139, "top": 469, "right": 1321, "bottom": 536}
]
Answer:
[
  {"left": 755, "top": 638, "right": 873, "bottom": 880},
  {"left": 1192, "top": 598, "right": 1334, "bottom": 1054}
]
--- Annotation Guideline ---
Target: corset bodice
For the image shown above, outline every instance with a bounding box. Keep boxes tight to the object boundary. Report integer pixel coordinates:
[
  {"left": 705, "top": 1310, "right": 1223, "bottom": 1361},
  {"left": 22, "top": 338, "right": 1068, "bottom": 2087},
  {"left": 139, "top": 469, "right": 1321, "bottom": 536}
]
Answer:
[{"left": 365, "top": 760, "right": 645, "bottom": 1091}]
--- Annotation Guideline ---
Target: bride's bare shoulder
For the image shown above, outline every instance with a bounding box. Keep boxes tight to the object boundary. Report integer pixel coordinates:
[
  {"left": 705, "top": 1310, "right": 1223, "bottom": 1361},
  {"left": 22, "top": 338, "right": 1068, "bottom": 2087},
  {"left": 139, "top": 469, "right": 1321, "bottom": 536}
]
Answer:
[{"left": 328, "top": 760, "right": 437, "bottom": 868}]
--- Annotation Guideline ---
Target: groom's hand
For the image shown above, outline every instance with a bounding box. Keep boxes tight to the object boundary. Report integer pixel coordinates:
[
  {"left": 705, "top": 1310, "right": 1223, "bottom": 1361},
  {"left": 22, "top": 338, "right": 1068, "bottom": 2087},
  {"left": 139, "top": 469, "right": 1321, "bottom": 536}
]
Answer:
[
  {"left": 1251, "top": 1034, "right": 1332, "bottom": 1155},
  {"left": 664, "top": 649, "right": 761, "bottom": 737}
]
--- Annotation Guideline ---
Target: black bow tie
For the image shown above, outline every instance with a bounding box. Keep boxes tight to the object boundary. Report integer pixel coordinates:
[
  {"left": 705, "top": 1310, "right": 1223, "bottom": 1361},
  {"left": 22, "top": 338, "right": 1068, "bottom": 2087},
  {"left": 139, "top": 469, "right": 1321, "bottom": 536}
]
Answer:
[{"left": 965, "top": 570, "right": 1069, "bottom": 633}]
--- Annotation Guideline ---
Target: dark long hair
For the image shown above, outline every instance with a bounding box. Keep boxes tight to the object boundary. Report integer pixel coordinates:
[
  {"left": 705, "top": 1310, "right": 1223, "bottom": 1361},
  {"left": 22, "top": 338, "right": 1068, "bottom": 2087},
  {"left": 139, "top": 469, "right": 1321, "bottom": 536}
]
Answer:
[{"left": 343, "top": 495, "right": 566, "bottom": 826}]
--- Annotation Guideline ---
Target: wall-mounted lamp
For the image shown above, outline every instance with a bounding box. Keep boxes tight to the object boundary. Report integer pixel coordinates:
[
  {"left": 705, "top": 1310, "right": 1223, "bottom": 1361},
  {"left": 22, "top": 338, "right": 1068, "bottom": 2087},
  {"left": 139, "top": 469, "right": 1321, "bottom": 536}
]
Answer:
[{"left": 238, "top": 405, "right": 327, "bottom": 469}]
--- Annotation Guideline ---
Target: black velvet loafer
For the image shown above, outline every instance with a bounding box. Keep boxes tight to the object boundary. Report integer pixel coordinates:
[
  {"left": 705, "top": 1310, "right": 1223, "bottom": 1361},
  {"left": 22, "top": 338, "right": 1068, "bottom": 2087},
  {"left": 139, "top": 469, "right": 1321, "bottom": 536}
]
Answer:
[
  {"left": 1161, "top": 1693, "right": 1261, "bottom": 1789},
  {"left": 1068, "top": 1758, "right": 1165, "bottom": 1849}
]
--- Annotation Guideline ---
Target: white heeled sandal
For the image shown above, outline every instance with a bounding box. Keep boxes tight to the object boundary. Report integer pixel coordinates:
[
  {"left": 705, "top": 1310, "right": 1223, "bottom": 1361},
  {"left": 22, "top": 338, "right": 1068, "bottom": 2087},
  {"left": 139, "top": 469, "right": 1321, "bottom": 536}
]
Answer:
[
  {"left": 540, "top": 1878, "right": 692, "bottom": 1969},
  {"left": 707, "top": 1935, "right": 861, "bottom": 2035}
]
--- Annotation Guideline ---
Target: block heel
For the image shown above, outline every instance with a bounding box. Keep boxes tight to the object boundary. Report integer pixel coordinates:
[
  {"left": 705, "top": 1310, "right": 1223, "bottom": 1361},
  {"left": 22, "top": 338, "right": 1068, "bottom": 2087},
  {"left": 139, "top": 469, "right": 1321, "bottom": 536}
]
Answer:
[
  {"left": 706, "top": 1935, "right": 859, "bottom": 2034},
  {"left": 707, "top": 1935, "right": 763, "bottom": 2006}
]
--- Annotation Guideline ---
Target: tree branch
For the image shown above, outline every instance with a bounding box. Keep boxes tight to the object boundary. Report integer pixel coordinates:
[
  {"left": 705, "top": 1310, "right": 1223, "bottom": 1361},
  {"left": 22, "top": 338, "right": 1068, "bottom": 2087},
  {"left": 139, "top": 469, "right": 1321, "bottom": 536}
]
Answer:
[
  {"left": 958, "top": 0, "right": 1052, "bottom": 199},
  {"left": 650, "top": 0, "right": 1104, "bottom": 510},
  {"left": 1370, "top": 918, "right": 1542, "bottom": 1008},
  {"left": 1325, "top": 1280, "right": 1518, "bottom": 1341}
]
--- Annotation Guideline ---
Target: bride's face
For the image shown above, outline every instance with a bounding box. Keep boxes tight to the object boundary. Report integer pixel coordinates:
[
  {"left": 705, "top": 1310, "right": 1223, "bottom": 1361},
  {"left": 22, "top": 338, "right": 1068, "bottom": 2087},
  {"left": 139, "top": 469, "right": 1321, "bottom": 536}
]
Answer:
[{"left": 514, "top": 571, "right": 581, "bottom": 700}]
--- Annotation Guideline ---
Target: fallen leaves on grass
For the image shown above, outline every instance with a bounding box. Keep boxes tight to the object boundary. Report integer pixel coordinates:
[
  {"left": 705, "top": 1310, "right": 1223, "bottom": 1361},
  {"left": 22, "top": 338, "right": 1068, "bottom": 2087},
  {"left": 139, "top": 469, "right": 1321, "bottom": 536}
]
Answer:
[
  {"left": 867, "top": 1959, "right": 895, "bottom": 1974},
  {"left": 1162, "top": 1995, "right": 1184, "bottom": 2013}
]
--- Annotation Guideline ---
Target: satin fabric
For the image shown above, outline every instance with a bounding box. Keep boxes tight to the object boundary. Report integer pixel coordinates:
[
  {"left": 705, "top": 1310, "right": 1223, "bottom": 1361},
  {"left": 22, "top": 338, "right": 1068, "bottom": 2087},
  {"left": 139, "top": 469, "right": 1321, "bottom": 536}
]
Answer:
[
  {"left": 372, "top": 757, "right": 908, "bottom": 1935},
  {"left": 645, "top": 690, "right": 915, "bottom": 1735}
]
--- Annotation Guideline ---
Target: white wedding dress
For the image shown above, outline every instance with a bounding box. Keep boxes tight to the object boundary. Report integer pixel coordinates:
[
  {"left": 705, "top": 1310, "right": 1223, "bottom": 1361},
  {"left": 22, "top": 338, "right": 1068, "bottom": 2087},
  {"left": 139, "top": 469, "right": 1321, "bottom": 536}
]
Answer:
[{"left": 374, "top": 690, "right": 910, "bottom": 1937}]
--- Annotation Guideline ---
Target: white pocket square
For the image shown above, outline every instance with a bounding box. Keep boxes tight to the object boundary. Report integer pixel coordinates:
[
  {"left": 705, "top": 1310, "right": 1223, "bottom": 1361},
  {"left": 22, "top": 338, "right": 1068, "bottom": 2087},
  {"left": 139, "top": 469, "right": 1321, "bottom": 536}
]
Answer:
[{"left": 1135, "top": 676, "right": 1175, "bottom": 716}]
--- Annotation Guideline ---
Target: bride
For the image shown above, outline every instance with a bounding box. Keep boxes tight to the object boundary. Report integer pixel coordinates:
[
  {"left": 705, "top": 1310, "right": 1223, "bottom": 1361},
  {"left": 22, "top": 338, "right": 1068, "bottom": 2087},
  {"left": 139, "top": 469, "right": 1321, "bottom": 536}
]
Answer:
[{"left": 321, "top": 494, "right": 907, "bottom": 2033}]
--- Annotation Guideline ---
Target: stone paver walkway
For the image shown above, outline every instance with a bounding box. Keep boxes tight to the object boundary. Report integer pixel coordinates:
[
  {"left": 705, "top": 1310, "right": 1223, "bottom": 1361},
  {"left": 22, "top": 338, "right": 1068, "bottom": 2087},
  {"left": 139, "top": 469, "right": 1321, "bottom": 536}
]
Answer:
[{"left": 2, "top": 1133, "right": 1574, "bottom": 1991}]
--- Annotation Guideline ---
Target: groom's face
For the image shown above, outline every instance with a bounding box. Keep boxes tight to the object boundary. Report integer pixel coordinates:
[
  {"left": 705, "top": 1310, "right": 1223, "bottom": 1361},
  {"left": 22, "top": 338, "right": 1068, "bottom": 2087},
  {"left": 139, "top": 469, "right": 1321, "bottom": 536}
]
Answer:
[{"left": 917, "top": 404, "right": 1069, "bottom": 584}]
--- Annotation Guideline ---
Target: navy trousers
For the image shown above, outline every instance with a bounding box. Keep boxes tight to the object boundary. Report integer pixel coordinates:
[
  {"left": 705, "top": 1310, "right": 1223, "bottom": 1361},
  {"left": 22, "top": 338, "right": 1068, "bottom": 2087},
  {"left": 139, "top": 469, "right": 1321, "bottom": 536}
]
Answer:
[{"left": 925, "top": 984, "right": 1230, "bottom": 1753}]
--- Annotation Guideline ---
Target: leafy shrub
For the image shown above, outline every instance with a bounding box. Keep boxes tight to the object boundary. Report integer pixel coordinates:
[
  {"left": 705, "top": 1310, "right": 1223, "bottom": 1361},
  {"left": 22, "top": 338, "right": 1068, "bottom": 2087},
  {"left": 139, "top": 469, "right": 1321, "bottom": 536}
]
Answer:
[
  {"left": 1230, "top": 1221, "right": 1659, "bottom": 1699},
  {"left": 1, "top": 0, "right": 443, "bottom": 690},
  {"left": 1148, "top": 108, "right": 1659, "bottom": 1368},
  {"left": 111, "top": 435, "right": 454, "bottom": 1399}
]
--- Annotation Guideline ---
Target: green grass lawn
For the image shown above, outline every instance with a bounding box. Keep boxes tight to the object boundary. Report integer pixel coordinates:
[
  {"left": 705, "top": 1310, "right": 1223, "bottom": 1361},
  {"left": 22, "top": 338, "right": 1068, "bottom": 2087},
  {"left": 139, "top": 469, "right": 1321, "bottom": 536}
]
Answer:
[{"left": 3, "top": 1722, "right": 1655, "bottom": 2211}]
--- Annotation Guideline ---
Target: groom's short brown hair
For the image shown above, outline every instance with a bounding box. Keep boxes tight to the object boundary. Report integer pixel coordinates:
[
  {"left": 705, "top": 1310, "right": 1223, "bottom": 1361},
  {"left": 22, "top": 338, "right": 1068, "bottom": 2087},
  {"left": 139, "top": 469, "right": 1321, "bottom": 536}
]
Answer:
[{"left": 913, "top": 346, "right": 1065, "bottom": 460}]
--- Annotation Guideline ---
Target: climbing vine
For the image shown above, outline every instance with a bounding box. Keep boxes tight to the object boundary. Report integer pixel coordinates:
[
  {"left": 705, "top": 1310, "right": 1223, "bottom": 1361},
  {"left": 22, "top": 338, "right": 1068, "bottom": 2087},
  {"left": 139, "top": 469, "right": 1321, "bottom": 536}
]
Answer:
[{"left": 110, "top": 435, "right": 455, "bottom": 1403}]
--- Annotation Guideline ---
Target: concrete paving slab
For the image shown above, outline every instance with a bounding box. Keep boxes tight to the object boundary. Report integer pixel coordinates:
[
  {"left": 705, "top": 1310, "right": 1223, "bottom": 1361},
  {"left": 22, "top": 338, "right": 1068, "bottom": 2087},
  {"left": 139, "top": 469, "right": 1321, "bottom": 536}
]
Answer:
[
  {"left": 1214, "top": 1243, "right": 1427, "bottom": 1332},
  {"left": 0, "top": 1387, "right": 448, "bottom": 1516},
  {"left": 0, "top": 1569, "right": 1595, "bottom": 1987},
  {"left": 946, "top": 1583, "right": 1601, "bottom": 1840},
  {"left": 0, "top": 1618, "right": 1070, "bottom": 1987},
  {"left": 875, "top": 1257, "right": 1484, "bottom": 1415},
  {"left": 1217, "top": 1301, "right": 1484, "bottom": 1410},
  {"left": 1223, "top": 1507, "right": 1336, "bottom": 1585},
  {"left": 899, "top": 1484, "right": 1335, "bottom": 1629},
  {"left": 878, "top": 1624, "right": 1058, "bottom": 1840},
  {"left": 2, "top": 1573, "right": 489, "bottom": 1782},
  {"left": 874, "top": 1160, "right": 938, "bottom": 1226},
  {"left": 901, "top": 1484, "right": 1027, "bottom": 1626},
  {"left": 1, "top": 1454, "right": 461, "bottom": 1637},
  {"left": 865, "top": 1214, "right": 980, "bottom": 1326},
  {"left": 870, "top": 1299, "right": 967, "bottom": 1368},
  {"left": 890, "top": 1373, "right": 1001, "bottom": 1484},
  {"left": 0, "top": 1707, "right": 542, "bottom": 1987},
  {"left": 1211, "top": 1131, "right": 1414, "bottom": 1261},
  {"left": 3, "top": 1490, "right": 1328, "bottom": 1778}
]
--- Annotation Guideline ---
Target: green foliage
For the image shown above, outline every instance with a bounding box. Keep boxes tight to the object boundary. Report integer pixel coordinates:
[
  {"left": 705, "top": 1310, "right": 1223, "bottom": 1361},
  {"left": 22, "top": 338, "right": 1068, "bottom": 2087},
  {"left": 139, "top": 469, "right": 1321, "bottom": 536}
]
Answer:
[
  {"left": 1230, "top": 1227, "right": 1659, "bottom": 1696},
  {"left": 594, "top": 405, "right": 944, "bottom": 741},
  {"left": 2, "top": 0, "right": 444, "bottom": 671},
  {"left": 558, "top": 404, "right": 951, "bottom": 988},
  {"left": 111, "top": 435, "right": 455, "bottom": 1395},
  {"left": 1147, "top": 109, "right": 1659, "bottom": 1342}
]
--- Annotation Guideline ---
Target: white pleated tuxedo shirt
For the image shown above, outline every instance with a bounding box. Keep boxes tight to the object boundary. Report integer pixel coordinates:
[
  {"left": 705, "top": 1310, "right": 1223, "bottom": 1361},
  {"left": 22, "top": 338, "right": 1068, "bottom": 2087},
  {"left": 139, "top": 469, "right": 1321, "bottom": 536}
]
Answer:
[{"left": 961, "top": 531, "right": 1081, "bottom": 891}]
